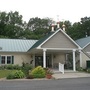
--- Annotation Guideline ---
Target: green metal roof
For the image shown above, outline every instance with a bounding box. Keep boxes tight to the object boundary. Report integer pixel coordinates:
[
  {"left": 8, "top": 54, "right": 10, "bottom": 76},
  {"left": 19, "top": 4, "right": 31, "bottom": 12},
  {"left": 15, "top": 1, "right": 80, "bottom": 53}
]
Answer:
[
  {"left": 0, "top": 39, "right": 37, "bottom": 52},
  {"left": 29, "top": 32, "right": 54, "bottom": 50},
  {"left": 76, "top": 36, "right": 90, "bottom": 48}
]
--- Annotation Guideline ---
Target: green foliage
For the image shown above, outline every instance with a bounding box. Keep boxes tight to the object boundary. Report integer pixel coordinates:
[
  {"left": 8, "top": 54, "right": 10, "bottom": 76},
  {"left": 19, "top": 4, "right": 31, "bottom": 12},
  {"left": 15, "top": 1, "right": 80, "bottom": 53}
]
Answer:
[
  {"left": 6, "top": 64, "right": 14, "bottom": 70},
  {"left": 0, "top": 64, "right": 21, "bottom": 70},
  {"left": 0, "top": 11, "right": 24, "bottom": 39},
  {"left": 13, "top": 64, "right": 21, "bottom": 70},
  {"left": 26, "top": 74, "right": 34, "bottom": 79},
  {"left": 7, "top": 70, "right": 25, "bottom": 79},
  {"left": 0, "top": 11, "right": 90, "bottom": 40},
  {"left": 86, "top": 68, "right": 90, "bottom": 73},
  {"left": 0, "top": 65, "right": 7, "bottom": 70},
  {"left": 21, "top": 63, "right": 33, "bottom": 76},
  {"left": 77, "top": 67, "right": 84, "bottom": 71},
  {"left": 30, "top": 66, "right": 45, "bottom": 78}
]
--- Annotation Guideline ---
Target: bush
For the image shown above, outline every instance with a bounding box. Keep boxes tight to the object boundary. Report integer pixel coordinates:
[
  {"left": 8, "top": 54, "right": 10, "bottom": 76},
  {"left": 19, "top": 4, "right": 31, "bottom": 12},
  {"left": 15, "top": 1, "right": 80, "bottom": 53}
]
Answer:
[
  {"left": 26, "top": 74, "right": 34, "bottom": 79},
  {"left": 13, "top": 65, "right": 21, "bottom": 70},
  {"left": 6, "top": 64, "right": 14, "bottom": 70},
  {"left": 77, "top": 67, "right": 84, "bottom": 71},
  {"left": 5, "top": 64, "right": 21, "bottom": 70},
  {"left": 30, "top": 66, "right": 45, "bottom": 78},
  {"left": 21, "top": 64, "right": 33, "bottom": 76},
  {"left": 86, "top": 68, "right": 90, "bottom": 73},
  {"left": 7, "top": 70, "right": 25, "bottom": 79},
  {"left": 0, "top": 65, "right": 7, "bottom": 70}
]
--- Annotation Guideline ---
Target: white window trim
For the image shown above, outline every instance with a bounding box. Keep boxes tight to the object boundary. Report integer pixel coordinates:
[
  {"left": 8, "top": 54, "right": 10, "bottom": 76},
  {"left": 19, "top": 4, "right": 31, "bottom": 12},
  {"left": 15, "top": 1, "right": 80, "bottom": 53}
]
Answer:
[{"left": 1, "top": 55, "right": 12, "bottom": 65}]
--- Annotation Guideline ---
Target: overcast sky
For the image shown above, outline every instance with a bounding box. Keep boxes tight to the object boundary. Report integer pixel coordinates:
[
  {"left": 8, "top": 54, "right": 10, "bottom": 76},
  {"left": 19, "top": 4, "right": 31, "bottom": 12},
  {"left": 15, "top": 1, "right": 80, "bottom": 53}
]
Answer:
[{"left": 0, "top": 0, "right": 90, "bottom": 23}]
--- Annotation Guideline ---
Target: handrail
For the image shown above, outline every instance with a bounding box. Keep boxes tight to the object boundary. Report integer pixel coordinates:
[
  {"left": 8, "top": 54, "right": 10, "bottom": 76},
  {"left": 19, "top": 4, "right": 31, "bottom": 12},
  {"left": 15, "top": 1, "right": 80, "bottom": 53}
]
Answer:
[{"left": 59, "top": 62, "right": 64, "bottom": 74}]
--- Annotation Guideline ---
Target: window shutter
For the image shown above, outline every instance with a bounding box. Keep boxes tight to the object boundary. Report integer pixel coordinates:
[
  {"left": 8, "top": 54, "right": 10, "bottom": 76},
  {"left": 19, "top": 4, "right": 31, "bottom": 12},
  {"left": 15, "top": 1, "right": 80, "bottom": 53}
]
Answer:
[
  {"left": 12, "top": 56, "right": 14, "bottom": 64},
  {"left": 0, "top": 56, "right": 1, "bottom": 64}
]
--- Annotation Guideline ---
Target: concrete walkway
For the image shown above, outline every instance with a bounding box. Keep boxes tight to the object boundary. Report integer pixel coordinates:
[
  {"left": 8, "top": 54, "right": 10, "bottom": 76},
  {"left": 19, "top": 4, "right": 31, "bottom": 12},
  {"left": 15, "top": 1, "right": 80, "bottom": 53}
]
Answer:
[{"left": 52, "top": 72, "right": 90, "bottom": 79}]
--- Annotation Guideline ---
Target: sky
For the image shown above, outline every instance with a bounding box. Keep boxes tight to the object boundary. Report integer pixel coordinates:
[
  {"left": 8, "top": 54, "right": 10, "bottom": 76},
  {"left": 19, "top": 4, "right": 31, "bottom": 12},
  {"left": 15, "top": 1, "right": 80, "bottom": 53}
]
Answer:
[{"left": 0, "top": 0, "right": 90, "bottom": 23}]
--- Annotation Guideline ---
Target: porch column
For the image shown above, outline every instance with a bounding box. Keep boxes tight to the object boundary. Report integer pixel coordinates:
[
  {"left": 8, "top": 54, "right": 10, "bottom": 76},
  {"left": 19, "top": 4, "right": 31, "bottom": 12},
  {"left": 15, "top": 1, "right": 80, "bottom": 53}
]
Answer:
[
  {"left": 51, "top": 54, "right": 53, "bottom": 68},
  {"left": 33, "top": 54, "right": 35, "bottom": 68},
  {"left": 43, "top": 49, "right": 46, "bottom": 68},
  {"left": 79, "top": 50, "right": 82, "bottom": 67},
  {"left": 73, "top": 49, "right": 76, "bottom": 71}
]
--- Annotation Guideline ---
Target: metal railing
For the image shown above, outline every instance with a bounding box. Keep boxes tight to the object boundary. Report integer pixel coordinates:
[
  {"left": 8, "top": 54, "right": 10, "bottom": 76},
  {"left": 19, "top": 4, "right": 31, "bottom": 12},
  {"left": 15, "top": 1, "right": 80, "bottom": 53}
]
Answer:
[{"left": 59, "top": 62, "right": 64, "bottom": 74}]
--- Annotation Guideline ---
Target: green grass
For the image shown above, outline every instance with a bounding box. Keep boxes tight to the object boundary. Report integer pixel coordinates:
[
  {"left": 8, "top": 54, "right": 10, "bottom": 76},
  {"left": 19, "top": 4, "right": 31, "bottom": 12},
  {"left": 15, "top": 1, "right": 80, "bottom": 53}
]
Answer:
[{"left": 0, "top": 70, "right": 15, "bottom": 78}]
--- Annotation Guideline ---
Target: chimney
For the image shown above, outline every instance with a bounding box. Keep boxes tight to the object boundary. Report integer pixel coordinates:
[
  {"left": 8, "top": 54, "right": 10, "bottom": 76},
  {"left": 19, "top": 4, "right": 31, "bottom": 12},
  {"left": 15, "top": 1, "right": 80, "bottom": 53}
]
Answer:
[
  {"left": 62, "top": 21, "right": 65, "bottom": 31},
  {"left": 57, "top": 15, "right": 60, "bottom": 29},
  {"left": 51, "top": 24, "right": 55, "bottom": 32}
]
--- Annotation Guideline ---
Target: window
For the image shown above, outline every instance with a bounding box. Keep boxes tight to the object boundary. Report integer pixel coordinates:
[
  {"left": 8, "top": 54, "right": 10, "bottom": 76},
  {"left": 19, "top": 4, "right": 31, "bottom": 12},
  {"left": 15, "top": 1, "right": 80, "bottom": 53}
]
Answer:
[
  {"left": 0, "top": 56, "right": 14, "bottom": 64},
  {"left": 7, "top": 56, "right": 12, "bottom": 64},
  {"left": 1, "top": 56, "right": 5, "bottom": 64}
]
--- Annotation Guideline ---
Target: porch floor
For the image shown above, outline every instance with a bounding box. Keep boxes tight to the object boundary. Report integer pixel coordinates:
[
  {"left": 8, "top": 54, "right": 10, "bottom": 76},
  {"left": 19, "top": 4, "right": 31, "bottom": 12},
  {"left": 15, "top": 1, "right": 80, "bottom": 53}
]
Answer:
[{"left": 52, "top": 69, "right": 75, "bottom": 73}]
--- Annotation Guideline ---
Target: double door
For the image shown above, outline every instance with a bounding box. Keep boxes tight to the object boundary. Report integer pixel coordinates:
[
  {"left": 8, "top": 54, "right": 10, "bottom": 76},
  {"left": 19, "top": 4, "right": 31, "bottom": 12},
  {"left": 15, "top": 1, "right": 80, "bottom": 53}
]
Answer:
[{"left": 35, "top": 56, "right": 51, "bottom": 68}]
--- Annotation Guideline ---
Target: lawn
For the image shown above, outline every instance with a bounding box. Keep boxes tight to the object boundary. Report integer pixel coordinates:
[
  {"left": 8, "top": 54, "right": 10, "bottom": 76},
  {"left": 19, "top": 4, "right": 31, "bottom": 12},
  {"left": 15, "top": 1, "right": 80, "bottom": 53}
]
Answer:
[{"left": 0, "top": 70, "right": 15, "bottom": 78}]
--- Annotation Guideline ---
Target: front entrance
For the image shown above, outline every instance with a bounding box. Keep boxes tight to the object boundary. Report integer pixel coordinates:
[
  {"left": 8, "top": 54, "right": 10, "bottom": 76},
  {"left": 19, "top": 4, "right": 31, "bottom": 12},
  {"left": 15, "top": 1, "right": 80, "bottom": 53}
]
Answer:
[
  {"left": 35, "top": 56, "right": 52, "bottom": 68},
  {"left": 64, "top": 53, "right": 73, "bottom": 70}
]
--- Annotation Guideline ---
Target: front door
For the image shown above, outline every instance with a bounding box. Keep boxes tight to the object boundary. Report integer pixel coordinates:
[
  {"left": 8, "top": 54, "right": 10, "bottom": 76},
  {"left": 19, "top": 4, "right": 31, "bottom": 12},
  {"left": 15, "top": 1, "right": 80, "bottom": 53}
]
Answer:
[
  {"left": 64, "top": 53, "right": 73, "bottom": 70},
  {"left": 35, "top": 56, "right": 43, "bottom": 67},
  {"left": 35, "top": 56, "right": 51, "bottom": 67}
]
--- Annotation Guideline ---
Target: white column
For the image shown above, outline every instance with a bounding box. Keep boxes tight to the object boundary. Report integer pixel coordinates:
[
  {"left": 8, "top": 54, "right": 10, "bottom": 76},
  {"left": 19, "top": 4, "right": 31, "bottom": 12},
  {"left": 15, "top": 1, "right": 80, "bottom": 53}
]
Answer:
[
  {"left": 79, "top": 50, "right": 82, "bottom": 67},
  {"left": 33, "top": 54, "right": 35, "bottom": 68},
  {"left": 51, "top": 54, "right": 53, "bottom": 68},
  {"left": 43, "top": 49, "right": 46, "bottom": 68},
  {"left": 73, "top": 49, "right": 76, "bottom": 71}
]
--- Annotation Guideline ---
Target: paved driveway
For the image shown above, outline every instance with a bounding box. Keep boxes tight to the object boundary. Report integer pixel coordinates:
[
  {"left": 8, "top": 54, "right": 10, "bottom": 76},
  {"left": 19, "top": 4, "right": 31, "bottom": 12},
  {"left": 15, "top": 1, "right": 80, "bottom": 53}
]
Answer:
[{"left": 0, "top": 78, "right": 90, "bottom": 90}]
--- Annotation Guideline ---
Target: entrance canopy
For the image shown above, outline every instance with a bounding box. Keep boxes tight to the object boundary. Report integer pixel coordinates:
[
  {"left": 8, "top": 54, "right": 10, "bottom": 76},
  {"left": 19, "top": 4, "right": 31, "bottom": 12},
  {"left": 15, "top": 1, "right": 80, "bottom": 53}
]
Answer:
[{"left": 28, "top": 29, "right": 81, "bottom": 72}]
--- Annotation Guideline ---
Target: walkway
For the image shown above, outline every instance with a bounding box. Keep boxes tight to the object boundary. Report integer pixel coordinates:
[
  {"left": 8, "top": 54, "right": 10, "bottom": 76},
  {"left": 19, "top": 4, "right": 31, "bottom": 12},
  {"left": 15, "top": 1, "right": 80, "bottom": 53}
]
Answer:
[{"left": 52, "top": 72, "right": 90, "bottom": 79}]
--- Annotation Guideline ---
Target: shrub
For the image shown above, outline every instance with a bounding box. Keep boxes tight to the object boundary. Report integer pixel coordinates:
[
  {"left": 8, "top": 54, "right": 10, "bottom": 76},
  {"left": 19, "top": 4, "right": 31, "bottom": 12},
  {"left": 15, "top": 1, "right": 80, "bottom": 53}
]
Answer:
[
  {"left": 26, "top": 74, "right": 34, "bottom": 79},
  {"left": 30, "top": 66, "right": 45, "bottom": 78},
  {"left": 6, "top": 64, "right": 21, "bottom": 70},
  {"left": 0, "top": 65, "right": 7, "bottom": 70},
  {"left": 7, "top": 70, "right": 25, "bottom": 79},
  {"left": 86, "top": 68, "right": 90, "bottom": 73},
  {"left": 77, "top": 67, "right": 84, "bottom": 71},
  {"left": 6, "top": 64, "right": 14, "bottom": 70},
  {"left": 21, "top": 64, "right": 33, "bottom": 76},
  {"left": 13, "top": 65, "right": 21, "bottom": 70}
]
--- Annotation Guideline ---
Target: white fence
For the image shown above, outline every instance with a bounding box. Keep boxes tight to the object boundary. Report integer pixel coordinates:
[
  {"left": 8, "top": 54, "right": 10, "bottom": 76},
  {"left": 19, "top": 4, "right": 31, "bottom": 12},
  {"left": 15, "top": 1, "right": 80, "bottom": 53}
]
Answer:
[{"left": 59, "top": 63, "right": 64, "bottom": 74}]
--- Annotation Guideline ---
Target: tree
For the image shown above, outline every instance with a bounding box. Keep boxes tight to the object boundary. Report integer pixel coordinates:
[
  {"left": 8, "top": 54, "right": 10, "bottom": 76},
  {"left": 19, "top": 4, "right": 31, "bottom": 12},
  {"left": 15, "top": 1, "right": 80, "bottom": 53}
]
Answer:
[
  {"left": 0, "top": 11, "right": 24, "bottom": 38},
  {"left": 26, "top": 17, "right": 52, "bottom": 39},
  {"left": 67, "top": 17, "right": 90, "bottom": 40}
]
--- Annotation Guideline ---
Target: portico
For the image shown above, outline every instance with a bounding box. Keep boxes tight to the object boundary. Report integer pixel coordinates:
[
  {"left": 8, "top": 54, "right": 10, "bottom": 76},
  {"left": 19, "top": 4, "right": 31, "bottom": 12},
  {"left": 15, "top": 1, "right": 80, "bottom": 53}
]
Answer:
[{"left": 29, "top": 29, "right": 82, "bottom": 73}]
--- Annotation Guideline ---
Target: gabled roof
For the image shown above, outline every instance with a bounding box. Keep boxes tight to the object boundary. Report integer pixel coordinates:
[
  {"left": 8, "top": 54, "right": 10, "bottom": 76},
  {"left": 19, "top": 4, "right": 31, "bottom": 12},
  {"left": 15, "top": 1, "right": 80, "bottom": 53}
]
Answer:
[
  {"left": 29, "top": 32, "right": 54, "bottom": 50},
  {"left": 29, "top": 29, "right": 81, "bottom": 50},
  {"left": 76, "top": 36, "right": 90, "bottom": 48},
  {"left": 0, "top": 39, "right": 37, "bottom": 52}
]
